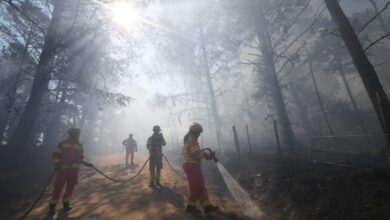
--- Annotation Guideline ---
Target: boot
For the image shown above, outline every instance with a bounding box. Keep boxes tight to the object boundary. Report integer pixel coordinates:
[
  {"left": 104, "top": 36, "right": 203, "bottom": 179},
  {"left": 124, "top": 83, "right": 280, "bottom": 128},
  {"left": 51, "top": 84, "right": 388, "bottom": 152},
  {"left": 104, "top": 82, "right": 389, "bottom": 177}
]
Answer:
[
  {"left": 48, "top": 204, "right": 56, "bottom": 216},
  {"left": 62, "top": 202, "right": 72, "bottom": 212},
  {"left": 185, "top": 205, "right": 201, "bottom": 214},
  {"left": 148, "top": 181, "right": 155, "bottom": 187},
  {"left": 203, "top": 205, "right": 219, "bottom": 214},
  {"left": 155, "top": 180, "right": 163, "bottom": 187}
]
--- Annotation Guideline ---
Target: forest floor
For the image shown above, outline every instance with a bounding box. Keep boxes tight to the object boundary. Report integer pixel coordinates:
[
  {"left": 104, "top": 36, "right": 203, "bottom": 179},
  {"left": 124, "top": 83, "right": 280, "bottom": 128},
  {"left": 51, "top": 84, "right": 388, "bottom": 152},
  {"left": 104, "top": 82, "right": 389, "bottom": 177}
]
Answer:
[
  {"left": 0, "top": 154, "right": 249, "bottom": 220},
  {"left": 221, "top": 152, "right": 390, "bottom": 220},
  {"left": 2, "top": 152, "right": 390, "bottom": 220}
]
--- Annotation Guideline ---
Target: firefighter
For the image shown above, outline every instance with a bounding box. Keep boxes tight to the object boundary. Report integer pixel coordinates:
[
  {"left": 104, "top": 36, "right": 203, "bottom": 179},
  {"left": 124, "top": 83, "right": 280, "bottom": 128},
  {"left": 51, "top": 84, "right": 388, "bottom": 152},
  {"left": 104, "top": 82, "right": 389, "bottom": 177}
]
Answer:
[
  {"left": 122, "top": 133, "right": 138, "bottom": 167},
  {"left": 146, "top": 125, "right": 166, "bottom": 187},
  {"left": 48, "top": 128, "right": 92, "bottom": 216},
  {"left": 182, "top": 123, "right": 219, "bottom": 214}
]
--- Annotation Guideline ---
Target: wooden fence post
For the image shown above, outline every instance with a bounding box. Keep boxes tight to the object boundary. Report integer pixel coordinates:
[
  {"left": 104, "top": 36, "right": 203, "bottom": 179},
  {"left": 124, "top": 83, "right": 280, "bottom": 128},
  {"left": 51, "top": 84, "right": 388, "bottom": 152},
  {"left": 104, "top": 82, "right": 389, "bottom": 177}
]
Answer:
[
  {"left": 232, "top": 125, "right": 241, "bottom": 154},
  {"left": 273, "top": 120, "right": 283, "bottom": 159},
  {"left": 246, "top": 124, "right": 253, "bottom": 153}
]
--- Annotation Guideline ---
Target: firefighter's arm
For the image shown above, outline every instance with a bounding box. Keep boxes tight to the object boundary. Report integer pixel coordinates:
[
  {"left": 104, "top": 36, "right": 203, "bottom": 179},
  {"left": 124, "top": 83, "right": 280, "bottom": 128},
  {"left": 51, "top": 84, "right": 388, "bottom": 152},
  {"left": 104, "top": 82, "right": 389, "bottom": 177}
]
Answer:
[
  {"left": 134, "top": 140, "right": 138, "bottom": 151},
  {"left": 52, "top": 143, "right": 63, "bottom": 170},
  {"left": 78, "top": 144, "right": 92, "bottom": 167},
  {"left": 159, "top": 134, "right": 167, "bottom": 146},
  {"left": 147, "top": 137, "right": 152, "bottom": 150},
  {"left": 189, "top": 142, "right": 202, "bottom": 160}
]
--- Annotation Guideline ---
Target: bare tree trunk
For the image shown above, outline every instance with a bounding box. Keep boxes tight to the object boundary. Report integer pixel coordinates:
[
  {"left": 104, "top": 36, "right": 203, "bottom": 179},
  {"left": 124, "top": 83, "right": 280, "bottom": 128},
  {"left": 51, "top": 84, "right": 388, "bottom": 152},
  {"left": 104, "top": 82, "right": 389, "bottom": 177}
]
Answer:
[
  {"left": 335, "top": 54, "right": 368, "bottom": 135},
  {"left": 5, "top": 0, "right": 65, "bottom": 159},
  {"left": 307, "top": 56, "right": 334, "bottom": 135},
  {"left": 0, "top": 30, "right": 34, "bottom": 144},
  {"left": 325, "top": 0, "right": 390, "bottom": 167},
  {"left": 289, "top": 76, "right": 315, "bottom": 147},
  {"left": 256, "top": 5, "right": 296, "bottom": 151},
  {"left": 199, "top": 26, "right": 223, "bottom": 151},
  {"left": 43, "top": 81, "right": 67, "bottom": 148}
]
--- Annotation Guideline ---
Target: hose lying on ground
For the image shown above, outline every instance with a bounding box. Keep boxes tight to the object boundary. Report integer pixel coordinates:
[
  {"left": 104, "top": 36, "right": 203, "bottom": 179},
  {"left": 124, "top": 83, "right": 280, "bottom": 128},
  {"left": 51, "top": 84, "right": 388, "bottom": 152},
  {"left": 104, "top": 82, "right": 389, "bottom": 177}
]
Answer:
[
  {"left": 91, "top": 157, "right": 150, "bottom": 182},
  {"left": 162, "top": 154, "right": 186, "bottom": 180},
  {"left": 19, "top": 157, "right": 150, "bottom": 219},
  {"left": 19, "top": 170, "right": 56, "bottom": 220}
]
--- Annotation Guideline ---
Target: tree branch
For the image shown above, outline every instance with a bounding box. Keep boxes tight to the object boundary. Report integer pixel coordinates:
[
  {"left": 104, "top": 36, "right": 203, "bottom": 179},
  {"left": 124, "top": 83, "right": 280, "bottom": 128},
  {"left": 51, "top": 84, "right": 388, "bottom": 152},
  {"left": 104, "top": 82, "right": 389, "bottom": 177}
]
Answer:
[
  {"left": 3, "top": 0, "right": 46, "bottom": 34},
  {"left": 273, "top": 0, "right": 312, "bottom": 48},
  {"left": 365, "top": 32, "right": 390, "bottom": 50},
  {"left": 274, "top": 6, "right": 326, "bottom": 62},
  {"left": 357, "top": 0, "right": 390, "bottom": 35}
]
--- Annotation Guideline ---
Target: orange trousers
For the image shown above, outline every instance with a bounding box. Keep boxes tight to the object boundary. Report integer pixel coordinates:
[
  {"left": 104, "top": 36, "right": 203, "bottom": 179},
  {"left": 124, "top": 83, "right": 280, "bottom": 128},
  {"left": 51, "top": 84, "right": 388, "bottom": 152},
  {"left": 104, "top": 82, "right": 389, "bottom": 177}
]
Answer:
[
  {"left": 183, "top": 163, "right": 210, "bottom": 207},
  {"left": 50, "top": 168, "right": 79, "bottom": 204}
]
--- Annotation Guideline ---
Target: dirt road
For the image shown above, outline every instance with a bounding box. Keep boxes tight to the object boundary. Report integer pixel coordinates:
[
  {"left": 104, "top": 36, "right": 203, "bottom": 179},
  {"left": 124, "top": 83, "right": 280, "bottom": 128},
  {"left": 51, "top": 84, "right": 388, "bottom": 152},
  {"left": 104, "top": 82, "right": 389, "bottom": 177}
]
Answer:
[{"left": 24, "top": 154, "right": 249, "bottom": 220}]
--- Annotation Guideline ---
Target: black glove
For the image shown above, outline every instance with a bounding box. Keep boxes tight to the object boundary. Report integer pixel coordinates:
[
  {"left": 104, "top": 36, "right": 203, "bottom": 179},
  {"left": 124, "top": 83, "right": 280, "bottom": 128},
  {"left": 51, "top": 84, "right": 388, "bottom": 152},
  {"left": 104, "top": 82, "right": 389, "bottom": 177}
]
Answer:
[
  {"left": 210, "top": 151, "right": 216, "bottom": 158},
  {"left": 81, "top": 161, "right": 93, "bottom": 167},
  {"left": 54, "top": 163, "right": 62, "bottom": 171}
]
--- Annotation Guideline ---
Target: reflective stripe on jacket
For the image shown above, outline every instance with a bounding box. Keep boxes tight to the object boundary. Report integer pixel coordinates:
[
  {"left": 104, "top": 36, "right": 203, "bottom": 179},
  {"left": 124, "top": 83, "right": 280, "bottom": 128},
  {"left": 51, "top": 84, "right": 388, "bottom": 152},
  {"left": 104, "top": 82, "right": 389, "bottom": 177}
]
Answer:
[
  {"left": 52, "top": 139, "right": 84, "bottom": 167},
  {"left": 182, "top": 136, "right": 208, "bottom": 164}
]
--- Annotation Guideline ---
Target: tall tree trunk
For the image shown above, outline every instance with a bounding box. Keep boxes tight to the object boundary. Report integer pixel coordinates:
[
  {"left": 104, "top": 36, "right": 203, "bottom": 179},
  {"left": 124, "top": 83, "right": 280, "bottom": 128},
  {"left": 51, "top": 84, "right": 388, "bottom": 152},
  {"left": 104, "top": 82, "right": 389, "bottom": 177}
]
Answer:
[
  {"left": 0, "top": 30, "right": 34, "bottom": 144},
  {"left": 256, "top": 5, "right": 296, "bottom": 151},
  {"left": 288, "top": 77, "right": 315, "bottom": 147},
  {"left": 325, "top": 0, "right": 390, "bottom": 167},
  {"left": 5, "top": 0, "right": 65, "bottom": 159},
  {"left": 335, "top": 54, "right": 368, "bottom": 136},
  {"left": 307, "top": 57, "right": 334, "bottom": 135},
  {"left": 199, "top": 26, "right": 223, "bottom": 151},
  {"left": 43, "top": 81, "right": 67, "bottom": 148}
]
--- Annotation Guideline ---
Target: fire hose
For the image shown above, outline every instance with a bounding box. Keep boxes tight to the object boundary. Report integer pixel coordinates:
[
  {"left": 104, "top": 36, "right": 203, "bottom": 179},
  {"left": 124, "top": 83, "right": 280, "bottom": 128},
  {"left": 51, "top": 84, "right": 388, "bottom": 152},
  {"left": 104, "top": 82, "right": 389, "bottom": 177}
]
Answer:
[
  {"left": 18, "top": 157, "right": 150, "bottom": 220},
  {"left": 18, "top": 151, "right": 216, "bottom": 220},
  {"left": 18, "top": 170, "right": 56, "bottom": 220}
]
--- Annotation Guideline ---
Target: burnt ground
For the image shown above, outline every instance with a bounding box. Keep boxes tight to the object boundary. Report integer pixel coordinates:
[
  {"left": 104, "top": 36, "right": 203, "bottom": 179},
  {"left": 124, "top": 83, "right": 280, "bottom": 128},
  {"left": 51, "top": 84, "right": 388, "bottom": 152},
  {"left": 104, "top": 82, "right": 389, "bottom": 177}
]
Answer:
[
  {"left": 220, "top": 153, "right": 390, "bottom": 220},
  {"left": 2, "top": 152, "right": 390, "bottom": 220}
]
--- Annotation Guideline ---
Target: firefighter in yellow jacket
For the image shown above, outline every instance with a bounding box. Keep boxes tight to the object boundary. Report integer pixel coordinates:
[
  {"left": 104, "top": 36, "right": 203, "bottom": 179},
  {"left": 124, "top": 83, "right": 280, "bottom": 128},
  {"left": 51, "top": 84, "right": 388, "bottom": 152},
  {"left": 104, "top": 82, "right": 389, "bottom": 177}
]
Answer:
[
  {"left": 147, "top": 125, "right": 166, "bottom": 187},
  {"left": 182, "top": 123, "right": 218, "bottom": 214}
]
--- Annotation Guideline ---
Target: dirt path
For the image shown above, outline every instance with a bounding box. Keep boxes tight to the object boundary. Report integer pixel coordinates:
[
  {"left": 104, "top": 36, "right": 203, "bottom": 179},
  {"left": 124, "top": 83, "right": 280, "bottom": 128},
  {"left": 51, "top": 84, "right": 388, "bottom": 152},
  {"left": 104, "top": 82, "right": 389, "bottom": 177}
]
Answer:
[{"left": 25, "top": 154, "right": 248, "bottom": 220}]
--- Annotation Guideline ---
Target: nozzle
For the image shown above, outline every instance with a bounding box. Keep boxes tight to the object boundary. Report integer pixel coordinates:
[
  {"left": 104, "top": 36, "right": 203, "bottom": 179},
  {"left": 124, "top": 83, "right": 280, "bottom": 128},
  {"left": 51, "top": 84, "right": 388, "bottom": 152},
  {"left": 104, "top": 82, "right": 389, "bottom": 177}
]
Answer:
[{"left": 202, "top": 148, "right": 218, "bottom": 163}]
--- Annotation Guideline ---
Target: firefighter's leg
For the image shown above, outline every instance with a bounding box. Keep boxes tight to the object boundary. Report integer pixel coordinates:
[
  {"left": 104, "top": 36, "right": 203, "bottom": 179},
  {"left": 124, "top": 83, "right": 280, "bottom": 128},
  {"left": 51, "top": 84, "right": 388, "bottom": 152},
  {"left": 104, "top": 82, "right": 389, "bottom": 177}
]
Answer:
[
  {"left": 130, "top": 147, "right": 135, "bottom": 165},
  {"left": 155, "top": 154, "right": 163, "bottom": 185},
  {"left": 183, "top": 164, "right": 202, "bottom": 205},
  {"left": 62, "top": 169, "right": 79, "bottom": 211},
  {"left": 199, "top": 173, "right": 211, "bottom": 208},
  {"left": 198, "top": 169, "right": 218, "bottom": 213},
  {"left": 149, "top": 155, "right": 156, "bottom": 185},
  {"left": 50, "top": 170, "right": 67, "bottom": 205},
  {"left": 125, "top": 147, "right": 130, "bottom": 166},
  {"left": 49, "top": 170, "right": 66, "bottom": 215}
]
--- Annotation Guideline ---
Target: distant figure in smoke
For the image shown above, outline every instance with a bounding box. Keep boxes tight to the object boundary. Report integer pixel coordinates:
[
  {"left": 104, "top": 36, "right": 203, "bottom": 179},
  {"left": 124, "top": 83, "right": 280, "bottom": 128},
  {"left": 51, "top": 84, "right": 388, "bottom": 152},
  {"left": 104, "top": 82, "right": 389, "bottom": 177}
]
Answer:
[
  {"left": 182, "top": 123, "right": 219, "bottom": 214},
  {"left": 48, "top": 128, "right": 93, "bottom": 216},
  {"left": 122, "top": 133, "right": 138, "bottom": 168},
  {"left": 147, "top": 125, "right": 166, "bottom": 187}
]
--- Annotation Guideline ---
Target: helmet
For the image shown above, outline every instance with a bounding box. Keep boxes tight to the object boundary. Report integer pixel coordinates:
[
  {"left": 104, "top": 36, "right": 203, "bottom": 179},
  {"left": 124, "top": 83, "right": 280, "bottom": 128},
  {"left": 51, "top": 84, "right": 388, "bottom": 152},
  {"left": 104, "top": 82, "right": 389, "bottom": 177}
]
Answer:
[
  {"left": 67, "top": 127, "right": 80, "bottom": 135},
  {"left": 153, "top": 125, "right": 161, "bottom": 132},
  {"left": 190, "top": 123, "right": 203, "bottom": 133}
]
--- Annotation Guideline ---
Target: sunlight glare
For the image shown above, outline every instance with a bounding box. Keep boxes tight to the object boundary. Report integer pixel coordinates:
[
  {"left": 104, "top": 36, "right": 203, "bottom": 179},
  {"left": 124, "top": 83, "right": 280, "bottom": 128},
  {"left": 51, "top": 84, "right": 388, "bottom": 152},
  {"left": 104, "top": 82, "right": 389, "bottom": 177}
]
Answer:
[{"left": 110, "top": 1, "right": 138, "bottom": 27}]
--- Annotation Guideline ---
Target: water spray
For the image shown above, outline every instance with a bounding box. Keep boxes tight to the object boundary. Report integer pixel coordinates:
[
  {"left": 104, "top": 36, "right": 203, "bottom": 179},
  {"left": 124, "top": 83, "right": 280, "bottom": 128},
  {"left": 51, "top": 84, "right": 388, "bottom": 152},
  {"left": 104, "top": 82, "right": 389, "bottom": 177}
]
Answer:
[{"left": 202, "top": 148, "right": 264, "bottom": 219}]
